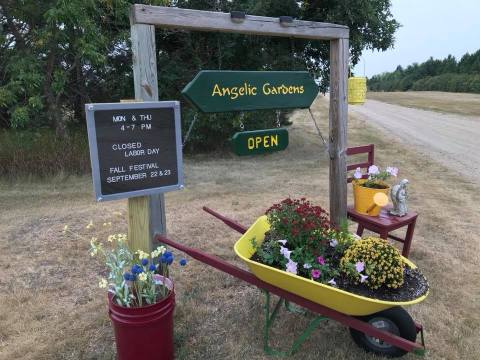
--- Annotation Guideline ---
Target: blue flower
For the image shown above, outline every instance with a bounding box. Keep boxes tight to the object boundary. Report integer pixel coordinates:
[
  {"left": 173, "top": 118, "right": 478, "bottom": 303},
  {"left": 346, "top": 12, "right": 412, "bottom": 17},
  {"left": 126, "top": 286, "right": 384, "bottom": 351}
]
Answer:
[
  {"left": 141, "top": 258, "right": 148, "bottom": 266},
  {"left": 179, "top": 258, "right": 187, "bottom": 266},
  {"left": 123, "top": 272, "right": 135, "bottom": 281},
  {"left": 131, "top": 264, "right": 143, "bottom": 274},
  {"left": 148, "top": 264, "right": 156, "bottom": 272},
  {"left": 161, "top": 251, "right": 174, "bottom": 265}
]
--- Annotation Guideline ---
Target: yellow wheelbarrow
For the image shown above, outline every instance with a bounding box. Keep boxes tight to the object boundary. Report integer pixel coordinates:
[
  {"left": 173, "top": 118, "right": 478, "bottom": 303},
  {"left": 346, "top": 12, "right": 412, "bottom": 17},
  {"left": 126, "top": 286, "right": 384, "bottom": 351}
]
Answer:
[{"left": 156, "top": 207, "right": 428, "bottom": 358}]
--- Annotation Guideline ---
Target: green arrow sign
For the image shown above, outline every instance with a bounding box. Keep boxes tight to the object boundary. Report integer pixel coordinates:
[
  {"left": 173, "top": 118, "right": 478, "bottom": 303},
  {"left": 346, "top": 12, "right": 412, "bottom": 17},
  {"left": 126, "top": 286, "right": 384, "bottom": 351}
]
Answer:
[
  {"left": 182, "top": 71, "right": 318, "bottom": 113},
  {"left": 231, "top": 128, "right": 288, "bottom": 156}
]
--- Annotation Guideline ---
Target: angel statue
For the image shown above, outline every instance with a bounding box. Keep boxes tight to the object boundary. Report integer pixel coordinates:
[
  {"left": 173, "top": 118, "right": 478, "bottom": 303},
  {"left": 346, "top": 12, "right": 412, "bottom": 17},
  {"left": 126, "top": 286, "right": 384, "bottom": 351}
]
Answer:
[{"left": 389, "top": 179, "right": 409, "bottom": 216}]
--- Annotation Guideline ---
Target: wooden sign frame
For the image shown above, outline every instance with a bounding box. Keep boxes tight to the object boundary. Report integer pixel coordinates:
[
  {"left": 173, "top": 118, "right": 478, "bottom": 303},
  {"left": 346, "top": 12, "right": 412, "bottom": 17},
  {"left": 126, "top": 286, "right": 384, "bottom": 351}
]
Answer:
[{"left": 129, "top": 5, "right": 349, "bottom": 251}]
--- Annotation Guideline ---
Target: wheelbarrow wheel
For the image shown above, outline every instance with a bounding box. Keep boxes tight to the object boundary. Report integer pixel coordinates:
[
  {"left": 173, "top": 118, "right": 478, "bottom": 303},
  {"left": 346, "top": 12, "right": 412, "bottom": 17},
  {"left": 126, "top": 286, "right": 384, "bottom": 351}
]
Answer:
[{"left": 349, "top": 307, "right": 416, "bottom": 358}]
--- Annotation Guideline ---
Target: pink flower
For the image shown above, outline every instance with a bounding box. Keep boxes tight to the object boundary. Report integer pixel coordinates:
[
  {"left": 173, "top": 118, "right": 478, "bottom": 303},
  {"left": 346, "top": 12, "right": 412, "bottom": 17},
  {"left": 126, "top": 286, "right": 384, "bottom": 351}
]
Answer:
[
  {"left": 311, "top": 269, "right": 321, "bottom": 279},
  {"left": 317, "top": 256, "right": 325, "bottom": 265},
  {"left": 360, "top": 274, "right": 369, "bottom": 283},
  {"left": 355, "top": 261, "right": 365, "bottom": 273},
  {"left": 368, "top": 165, "right": 380, "bottom": 175},
  {"left": 353, "top": 167, "right": 363, "bottom": 179},
  {"left": 285, "top": 259, "right": 298, "bottom": 274},
  {"left": 386, "top": 166, "right": 398, "bottom": 177}
]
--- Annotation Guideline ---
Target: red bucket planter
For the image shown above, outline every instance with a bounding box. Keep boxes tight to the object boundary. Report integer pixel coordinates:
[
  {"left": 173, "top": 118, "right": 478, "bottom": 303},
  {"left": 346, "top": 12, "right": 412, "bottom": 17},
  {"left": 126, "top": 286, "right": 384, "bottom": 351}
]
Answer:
[{"left": 108, "top": 277, "right": 175, "bottom": 360}]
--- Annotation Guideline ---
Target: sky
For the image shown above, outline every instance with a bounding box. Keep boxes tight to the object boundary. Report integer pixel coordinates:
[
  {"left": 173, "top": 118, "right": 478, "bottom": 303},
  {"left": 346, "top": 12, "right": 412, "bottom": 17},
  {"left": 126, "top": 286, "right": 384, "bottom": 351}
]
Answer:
[{"left": 353, "top": 0, "right": 480, "bottom": 78}]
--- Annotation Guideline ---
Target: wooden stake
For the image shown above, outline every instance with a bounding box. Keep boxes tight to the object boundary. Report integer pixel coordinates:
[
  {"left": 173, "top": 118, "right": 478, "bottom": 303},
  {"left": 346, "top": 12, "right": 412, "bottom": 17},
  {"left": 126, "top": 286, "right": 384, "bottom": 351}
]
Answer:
[
  {"left": 329, "top": 38, "right": 349, "bottom": 225},
  {"left": 127, "top": 22, "right": 166, "bottom": 252}
]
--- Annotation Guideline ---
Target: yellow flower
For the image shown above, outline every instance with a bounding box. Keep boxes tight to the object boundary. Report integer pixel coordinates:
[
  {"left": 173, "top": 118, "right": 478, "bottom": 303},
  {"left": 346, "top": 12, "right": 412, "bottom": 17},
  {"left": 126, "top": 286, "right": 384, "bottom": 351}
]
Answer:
[
  {"left": 98, "top": 278, "right": 108, "bottom": 288},
  {"left": 90, "top": 248, "right": 98, "bottom": 257},
  {"left": 117, "top": 233, "right": 127, "bottom": 242},
  {"left": 107, "top": 234, "right": 116, "bottom": 242},
  {"left": 86, "top": 220, "right": 94, "bottom": 229},
  {"left": 138, "top": 273, "right": 147, "bottom": 282},
  {"left": 136, "top": 250, "right": 149, "bottom": 260}
]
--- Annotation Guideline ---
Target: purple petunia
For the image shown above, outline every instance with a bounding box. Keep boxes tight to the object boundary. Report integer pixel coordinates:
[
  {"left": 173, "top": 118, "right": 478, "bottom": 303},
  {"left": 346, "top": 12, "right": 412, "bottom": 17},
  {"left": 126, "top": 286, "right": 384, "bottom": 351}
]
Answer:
[
  {"left": 311, "top": 269, "right": 321, "bottom": 279},
  {"left": 368, "top": 165, "right": 380, "bottom": 175},
  {"left": 285, "top": 259, "right": 297, "bottom": 274},
  {"left": 353, "top": 167, "right": 363, "bottom": 180},
  {"left": 355, "top": 261, "right": 365, "bottom": 273}
]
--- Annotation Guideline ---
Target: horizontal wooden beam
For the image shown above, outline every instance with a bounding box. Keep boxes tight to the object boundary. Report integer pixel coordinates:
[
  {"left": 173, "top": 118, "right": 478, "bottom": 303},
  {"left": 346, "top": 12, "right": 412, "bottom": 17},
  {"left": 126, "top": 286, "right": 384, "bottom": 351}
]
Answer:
[{"left": 130, "top": 5, "right": 349, "bottom": 40}]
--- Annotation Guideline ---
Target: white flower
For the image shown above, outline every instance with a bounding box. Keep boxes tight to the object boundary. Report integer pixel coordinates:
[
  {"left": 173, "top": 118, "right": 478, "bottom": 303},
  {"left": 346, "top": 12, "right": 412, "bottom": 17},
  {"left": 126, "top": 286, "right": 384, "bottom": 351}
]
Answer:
[
  {"left": 328, "top": 278, "right": 336, "bottom": 286},
  {"left": 303, "top": 263, "right": 312, "bottom": 269},
  {"left": 329, "top": 239, "right": 338, "bottom": 247},
  {"left": 138, "top": 273, "right": 147, "bottom": 282},
  {"left": 151, "top": 246, "right": 166, "bottom": 258},
  {"left": 285, "top": 260, "right": 298, "bottom": 275},
  {"left": 277, "top": 239, "right": 287, "bottom": 245},
  {"left": 360, "top": 274, "right": 369, "bottom": 283},
  {"left": 368, "top": 165, "right": 380, "bottom": 175}
]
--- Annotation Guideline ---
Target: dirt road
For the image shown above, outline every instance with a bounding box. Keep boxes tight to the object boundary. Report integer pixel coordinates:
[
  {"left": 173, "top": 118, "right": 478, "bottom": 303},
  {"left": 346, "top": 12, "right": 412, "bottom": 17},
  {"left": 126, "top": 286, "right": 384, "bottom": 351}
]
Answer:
[{"left": 349, "top": 99, "right": 480, "bottom": 182}]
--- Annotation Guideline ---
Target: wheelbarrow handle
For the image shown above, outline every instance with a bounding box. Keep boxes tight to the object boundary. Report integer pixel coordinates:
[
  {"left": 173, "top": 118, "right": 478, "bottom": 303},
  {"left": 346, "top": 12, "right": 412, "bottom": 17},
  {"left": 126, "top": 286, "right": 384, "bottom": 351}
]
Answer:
[{"left": 202, "top": 206, "right": 248, "bottom": 234}]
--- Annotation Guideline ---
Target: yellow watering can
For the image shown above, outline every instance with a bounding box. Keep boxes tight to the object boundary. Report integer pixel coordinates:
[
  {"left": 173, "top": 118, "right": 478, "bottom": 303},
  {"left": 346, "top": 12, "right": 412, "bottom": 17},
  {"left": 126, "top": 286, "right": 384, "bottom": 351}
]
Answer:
[{"left": 366, "top": 192, "right": 389, "bottom": 215}]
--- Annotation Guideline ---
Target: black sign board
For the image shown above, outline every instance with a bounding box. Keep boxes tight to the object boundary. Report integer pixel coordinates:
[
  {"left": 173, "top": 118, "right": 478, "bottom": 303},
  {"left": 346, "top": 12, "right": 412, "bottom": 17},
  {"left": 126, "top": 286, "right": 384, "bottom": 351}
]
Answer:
[{"left": 85, "top": 101, "right": 183, "bottom": 201}]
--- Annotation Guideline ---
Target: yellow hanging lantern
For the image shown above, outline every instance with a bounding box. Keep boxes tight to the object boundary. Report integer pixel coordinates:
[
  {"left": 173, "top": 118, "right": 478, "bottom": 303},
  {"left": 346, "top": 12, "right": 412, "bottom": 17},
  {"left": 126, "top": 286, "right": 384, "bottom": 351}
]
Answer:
[{"left": 348, "top": 77, "right": 367, "bottom": 105}]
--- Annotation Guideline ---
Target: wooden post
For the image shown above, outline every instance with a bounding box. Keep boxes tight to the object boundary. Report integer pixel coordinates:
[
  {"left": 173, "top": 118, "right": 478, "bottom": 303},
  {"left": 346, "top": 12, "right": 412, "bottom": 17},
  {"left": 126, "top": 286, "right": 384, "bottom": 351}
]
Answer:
[
  {"left": 128, "top": 22, "right": 166, "bottom": 252},
  {"left": 329, "top": 38, "right": 349, "bottom": 225}
]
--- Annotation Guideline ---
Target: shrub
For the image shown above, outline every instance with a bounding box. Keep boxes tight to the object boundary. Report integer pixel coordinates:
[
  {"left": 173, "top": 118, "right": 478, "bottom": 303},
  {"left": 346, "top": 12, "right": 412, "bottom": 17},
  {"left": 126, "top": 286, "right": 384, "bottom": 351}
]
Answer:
[
  {"left": 0, "top": 128, "right": 90, "bottom": 178},
  {"left": 340, "top": 237, "right": 404, "bottom": 289}
]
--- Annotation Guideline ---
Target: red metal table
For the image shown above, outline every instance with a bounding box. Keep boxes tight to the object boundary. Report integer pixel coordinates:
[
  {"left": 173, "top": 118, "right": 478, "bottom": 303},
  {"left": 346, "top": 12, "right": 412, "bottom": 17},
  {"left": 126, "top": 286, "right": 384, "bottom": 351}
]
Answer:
[{"left": 347, "top": 205, "right": 418, "bottom": 258}]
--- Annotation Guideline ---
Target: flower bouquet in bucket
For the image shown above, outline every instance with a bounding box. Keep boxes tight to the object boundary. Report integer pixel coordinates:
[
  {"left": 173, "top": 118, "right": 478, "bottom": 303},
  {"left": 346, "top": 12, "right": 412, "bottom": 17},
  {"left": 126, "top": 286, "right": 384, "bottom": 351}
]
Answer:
[
  {"left": 351, "top": 165, "right": 399, "bottom": 216},
  {"left": 65, "top": 225, "right": 186, "bottom": 360}
]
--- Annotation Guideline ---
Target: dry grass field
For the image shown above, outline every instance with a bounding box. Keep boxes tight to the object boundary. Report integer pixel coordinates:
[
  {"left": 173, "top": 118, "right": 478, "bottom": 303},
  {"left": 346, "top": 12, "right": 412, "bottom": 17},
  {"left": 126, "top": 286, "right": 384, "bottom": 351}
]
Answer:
[
  {"left": 368, "top": 91, "right": 480, "bottom": 117},
  {"left": 1, "top": 96, "right": 479, "bottom": 360}
]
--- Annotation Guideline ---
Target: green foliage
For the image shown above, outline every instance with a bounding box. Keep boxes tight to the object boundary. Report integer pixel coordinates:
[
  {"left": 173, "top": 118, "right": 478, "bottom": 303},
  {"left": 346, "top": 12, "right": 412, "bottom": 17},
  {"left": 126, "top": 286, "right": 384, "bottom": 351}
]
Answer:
[
  {"left": 340, "top": 237, "right": 404, "bottom": 289},
  {"left": 1, "top": 0, "right": 399, "bottom": 152},
  {"left": 368, "top": 50, "right": 480, "bottom": 93}
]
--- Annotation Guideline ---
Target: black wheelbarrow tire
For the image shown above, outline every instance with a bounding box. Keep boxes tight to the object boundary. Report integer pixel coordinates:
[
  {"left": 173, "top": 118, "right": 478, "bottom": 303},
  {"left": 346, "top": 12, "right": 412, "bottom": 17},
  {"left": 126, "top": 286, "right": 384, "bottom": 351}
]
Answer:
[{"left": 349, "top": 306, "right": 417, "bottom": 358}]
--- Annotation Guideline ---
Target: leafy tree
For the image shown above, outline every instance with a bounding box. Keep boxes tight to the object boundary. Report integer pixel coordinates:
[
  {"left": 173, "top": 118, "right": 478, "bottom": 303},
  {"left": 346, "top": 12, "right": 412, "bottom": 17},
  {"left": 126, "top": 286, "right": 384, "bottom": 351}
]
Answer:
[
  {"left": 1, "top": 0, "right": 400, "bottom": 151},
  {"left": 368, "top": 49, "right": 480, "bottom": 93}
]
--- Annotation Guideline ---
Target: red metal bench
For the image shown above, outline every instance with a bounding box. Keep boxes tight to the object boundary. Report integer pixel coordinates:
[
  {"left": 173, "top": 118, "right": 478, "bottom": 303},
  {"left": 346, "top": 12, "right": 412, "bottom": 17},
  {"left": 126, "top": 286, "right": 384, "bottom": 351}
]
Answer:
[{"left": 346, "top": 144, "right": 418, "bottom": 258}]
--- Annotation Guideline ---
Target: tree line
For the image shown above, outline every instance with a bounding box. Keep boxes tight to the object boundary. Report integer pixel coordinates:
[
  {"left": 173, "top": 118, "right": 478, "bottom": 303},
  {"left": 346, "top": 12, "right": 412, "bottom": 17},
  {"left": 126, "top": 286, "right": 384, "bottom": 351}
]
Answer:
[
  {"left": 1, "top": 0, "right": 399, "bottom": 152},
  {"left": 368, "top": 50, "right": 480, "bottom": 93}
]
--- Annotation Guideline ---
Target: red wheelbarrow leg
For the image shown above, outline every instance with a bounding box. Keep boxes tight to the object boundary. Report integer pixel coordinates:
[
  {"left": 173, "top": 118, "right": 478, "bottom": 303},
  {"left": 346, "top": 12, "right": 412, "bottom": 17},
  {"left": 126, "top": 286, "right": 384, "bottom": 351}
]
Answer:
[
  {"left": 155, "top": 234, "right": 426, "bottom": 355},
  {"left": 202, "top": 206, "right": 248, "bottom": 234}
]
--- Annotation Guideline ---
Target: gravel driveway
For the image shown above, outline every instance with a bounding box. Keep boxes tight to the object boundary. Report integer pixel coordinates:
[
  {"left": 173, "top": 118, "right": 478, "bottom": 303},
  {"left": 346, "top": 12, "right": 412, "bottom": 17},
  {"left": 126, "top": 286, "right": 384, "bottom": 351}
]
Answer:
[{"left": 349, "top": 99, "right": 480, "bottom": 182}]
